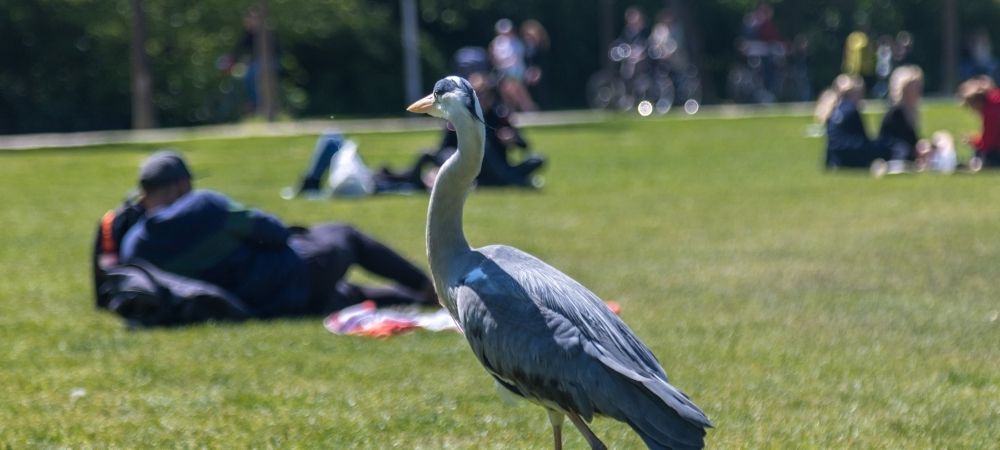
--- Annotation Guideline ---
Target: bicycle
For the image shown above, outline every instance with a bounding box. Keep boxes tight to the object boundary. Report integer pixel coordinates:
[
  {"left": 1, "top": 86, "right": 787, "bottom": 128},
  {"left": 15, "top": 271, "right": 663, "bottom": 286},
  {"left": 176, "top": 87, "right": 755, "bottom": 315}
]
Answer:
[
  {"left": 586, "top": 42, "right": 676, "bottom": 115},
  {"left": 726, "top": 37, "right": 812, "bottom": 104}
]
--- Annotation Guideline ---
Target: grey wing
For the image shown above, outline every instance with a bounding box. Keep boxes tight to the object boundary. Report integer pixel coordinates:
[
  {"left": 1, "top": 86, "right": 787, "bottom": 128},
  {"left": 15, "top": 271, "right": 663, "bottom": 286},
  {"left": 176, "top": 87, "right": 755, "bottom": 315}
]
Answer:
[
  {"left": 457, "top": 245, "right": 712, "bottom": 431},
  {"left": 453, "top": 275, "right": 605, "bottom": 417}
]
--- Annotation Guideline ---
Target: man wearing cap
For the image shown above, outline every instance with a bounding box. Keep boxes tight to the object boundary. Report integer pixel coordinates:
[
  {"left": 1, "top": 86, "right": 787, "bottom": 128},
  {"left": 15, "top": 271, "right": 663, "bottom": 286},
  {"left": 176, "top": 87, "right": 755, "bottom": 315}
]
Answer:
[{"left": 115, "top": 150, "right": 435, "bottom": 319}]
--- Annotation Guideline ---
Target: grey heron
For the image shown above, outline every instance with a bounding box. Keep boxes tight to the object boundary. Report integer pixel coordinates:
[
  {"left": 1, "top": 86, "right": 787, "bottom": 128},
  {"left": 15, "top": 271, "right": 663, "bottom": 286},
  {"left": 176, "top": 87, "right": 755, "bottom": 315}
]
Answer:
[{"left": 407, "top": 76, "right": 712, "bottom": 450}]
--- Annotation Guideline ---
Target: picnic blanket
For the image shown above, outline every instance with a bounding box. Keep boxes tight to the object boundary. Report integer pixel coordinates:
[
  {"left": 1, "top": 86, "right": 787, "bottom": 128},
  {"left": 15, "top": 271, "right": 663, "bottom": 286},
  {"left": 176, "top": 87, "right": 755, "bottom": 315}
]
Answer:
[
  {"left": 324, "top": 300, "right": 623, "bottom": 338},
  {"left": 324, "top": 301, "right": 459, "bottom": 337}
]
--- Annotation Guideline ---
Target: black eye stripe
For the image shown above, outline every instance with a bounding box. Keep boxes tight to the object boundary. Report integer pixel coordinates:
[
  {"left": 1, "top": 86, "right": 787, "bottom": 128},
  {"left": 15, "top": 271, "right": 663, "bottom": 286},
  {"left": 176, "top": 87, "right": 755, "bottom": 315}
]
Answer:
[
  {"left": 432, "top": 76, "right": 484, "bottom": 122},
  {"left": 434, "top": 78, "right": 460, "bottom": 97}
]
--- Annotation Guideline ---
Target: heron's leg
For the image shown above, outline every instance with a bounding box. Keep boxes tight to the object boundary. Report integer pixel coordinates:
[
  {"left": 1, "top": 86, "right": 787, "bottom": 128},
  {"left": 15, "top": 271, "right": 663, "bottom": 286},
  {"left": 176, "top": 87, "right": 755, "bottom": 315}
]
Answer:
[
  {"left": 566, "top": 411, "right": 607, "bottom": 450},
  {"left": 546, "top": 409, "right": 564, "bottom": 450}
]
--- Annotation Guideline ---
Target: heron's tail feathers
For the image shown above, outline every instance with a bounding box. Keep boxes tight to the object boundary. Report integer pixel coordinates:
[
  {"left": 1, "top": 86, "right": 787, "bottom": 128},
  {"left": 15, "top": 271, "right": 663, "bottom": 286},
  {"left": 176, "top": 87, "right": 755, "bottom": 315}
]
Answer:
[
  {"left": 640, "top": 378, "right": 713, "bottom": 428},
  {"left": 616, "top": 378, "right": 711, "bottom": 449},
  {"left": 626, "top": 410, "right": 707, "bottom": 450},
  {"left": 629, "top": 421, "right": 702, "bottom": 450},
  {"left": 585, "top": 345, "right": 711, "bottom": 448}
]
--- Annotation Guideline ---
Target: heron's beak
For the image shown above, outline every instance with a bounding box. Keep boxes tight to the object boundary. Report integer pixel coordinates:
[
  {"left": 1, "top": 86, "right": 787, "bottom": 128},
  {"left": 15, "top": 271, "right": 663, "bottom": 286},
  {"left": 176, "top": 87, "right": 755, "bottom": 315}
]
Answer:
[{"left": 407, "top": 94, "right": 435, "bottom": 113}]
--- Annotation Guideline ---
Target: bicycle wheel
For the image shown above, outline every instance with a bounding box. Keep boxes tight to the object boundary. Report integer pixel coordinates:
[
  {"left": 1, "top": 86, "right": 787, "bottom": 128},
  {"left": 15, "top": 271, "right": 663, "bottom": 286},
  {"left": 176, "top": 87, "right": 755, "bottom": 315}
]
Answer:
[
  {"left": 726, "top": 65, "right": 753, "bottom": 103},
  {"left": 675, "top": 65, "right": 702, "bottom": 104},
  {"left": 632, "top": 73, "right": 674, "bottom": 115}
]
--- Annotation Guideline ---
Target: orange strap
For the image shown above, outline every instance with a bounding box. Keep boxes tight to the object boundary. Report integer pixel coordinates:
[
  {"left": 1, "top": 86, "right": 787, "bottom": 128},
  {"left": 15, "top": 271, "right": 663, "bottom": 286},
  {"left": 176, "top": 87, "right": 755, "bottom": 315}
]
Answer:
[{"left": 100, "top": 210, "right": 117, "bottom": 254}]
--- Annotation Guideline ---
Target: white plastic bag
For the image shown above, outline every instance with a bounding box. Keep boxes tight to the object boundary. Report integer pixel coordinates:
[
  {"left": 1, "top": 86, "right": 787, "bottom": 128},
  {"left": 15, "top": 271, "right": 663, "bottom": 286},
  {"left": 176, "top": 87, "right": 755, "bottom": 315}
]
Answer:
[
  {"left": 327, "top": 140, "right": 375, "bottom": 197},
  {"left": 928, "top": 131, "right": 957, "bottom": 174}
]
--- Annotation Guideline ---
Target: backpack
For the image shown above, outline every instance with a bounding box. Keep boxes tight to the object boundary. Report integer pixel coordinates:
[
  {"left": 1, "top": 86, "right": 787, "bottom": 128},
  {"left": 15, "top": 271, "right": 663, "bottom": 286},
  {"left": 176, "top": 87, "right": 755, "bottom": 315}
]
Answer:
[
  {"left": 92, "top": 197, "right": 144, "bottom": 309},
  {"left": 99, "top": 261, "right": 250, "bottom": 327}
]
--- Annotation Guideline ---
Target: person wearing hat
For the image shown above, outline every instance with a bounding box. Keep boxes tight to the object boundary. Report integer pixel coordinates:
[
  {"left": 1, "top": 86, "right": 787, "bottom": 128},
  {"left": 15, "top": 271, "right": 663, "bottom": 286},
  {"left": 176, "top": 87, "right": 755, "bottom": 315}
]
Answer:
[
  {"left": 958, "top": 75, "right": 1000, "bottom": 168},
  {"left": 112, "top": 150, "right": 436, "bottom": 319}
]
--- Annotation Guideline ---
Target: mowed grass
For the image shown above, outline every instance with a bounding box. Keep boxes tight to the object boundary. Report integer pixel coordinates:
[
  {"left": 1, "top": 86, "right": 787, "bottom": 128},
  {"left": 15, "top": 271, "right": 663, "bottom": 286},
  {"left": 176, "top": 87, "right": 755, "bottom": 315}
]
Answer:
[{"left": 1, "top": 104, "right": 998, "bottom": 448}]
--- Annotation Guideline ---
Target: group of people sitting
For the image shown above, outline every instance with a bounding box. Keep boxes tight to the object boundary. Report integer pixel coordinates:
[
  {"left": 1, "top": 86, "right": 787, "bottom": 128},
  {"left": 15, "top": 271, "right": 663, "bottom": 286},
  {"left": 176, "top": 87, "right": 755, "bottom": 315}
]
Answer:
[{"left": 817, "top": 65, "right": 1000, "bottom": 174}]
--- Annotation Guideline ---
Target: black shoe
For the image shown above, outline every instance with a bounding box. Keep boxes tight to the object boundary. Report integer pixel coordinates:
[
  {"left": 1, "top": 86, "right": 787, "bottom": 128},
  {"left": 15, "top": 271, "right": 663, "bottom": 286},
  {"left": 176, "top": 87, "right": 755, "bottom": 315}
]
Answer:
[{"left": 297, "top": 177, "right": 322, "bottom": 195}]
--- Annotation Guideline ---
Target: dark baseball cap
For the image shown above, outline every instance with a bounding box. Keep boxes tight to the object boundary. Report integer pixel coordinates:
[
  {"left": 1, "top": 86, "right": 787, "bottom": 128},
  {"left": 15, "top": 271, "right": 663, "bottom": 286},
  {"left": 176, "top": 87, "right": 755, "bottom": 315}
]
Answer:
[{"left": 138, "top": 150, "right": 193, "bottom": 190}]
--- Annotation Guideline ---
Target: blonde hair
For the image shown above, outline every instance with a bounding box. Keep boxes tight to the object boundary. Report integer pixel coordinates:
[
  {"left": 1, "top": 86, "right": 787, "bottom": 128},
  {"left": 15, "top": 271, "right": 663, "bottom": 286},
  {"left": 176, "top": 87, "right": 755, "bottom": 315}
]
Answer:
[
  {"left": 815, "top": 74, "right": 864, "bottom": 123},
  {"left": 887, "top": 65, "right": 924, "bottom": 106},
  {"left": 957, "top": 75, "right": 997, "bottom": 106}
]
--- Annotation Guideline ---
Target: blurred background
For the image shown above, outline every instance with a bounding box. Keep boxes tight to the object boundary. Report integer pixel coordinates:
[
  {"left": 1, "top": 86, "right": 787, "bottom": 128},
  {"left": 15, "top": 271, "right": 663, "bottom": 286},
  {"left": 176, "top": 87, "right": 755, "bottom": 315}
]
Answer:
[{"left": 1, "top": 0, "right": 998, "bottom": 134}]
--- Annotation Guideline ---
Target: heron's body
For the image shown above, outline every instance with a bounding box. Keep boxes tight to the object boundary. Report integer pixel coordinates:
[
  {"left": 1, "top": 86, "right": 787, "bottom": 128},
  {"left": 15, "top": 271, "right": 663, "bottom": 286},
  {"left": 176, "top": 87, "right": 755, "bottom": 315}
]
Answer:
[{"left": 411, "top": 76, "right": 711, "bottom": 450}]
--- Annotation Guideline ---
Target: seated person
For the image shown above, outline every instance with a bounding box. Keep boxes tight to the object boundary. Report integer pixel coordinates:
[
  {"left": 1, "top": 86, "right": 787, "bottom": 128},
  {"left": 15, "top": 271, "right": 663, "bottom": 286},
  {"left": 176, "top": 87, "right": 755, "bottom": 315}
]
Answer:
[
  {"left": 378, "top": 72, "right": 545, "bottom": 190},
  {"left": 816, "top": 74, "right": 891, "bottom": 169},
  {"left": 878, "top": 65, "right": 928, "bottom": 163},
  {"left": 293, "top": 131, "right": 346, "bottom": 195},
  {"left": 958, "top": 75, "right": 1000, "bottom": 168},
  {"left": 98, "top": 150, "right": 436, "bottom": 320}
]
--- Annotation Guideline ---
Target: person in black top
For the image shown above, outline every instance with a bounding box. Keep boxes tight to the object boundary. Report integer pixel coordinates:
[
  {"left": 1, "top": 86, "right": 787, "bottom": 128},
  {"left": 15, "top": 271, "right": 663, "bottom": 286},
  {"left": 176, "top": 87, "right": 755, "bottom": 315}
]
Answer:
[
  {"left": 816, "top": 74, "right": 890, "bottom": 168},
  {"left": 377, "top": 72, "right": 545, "bottom": 190},
  {"left": 520, "top": 20, "right": 550, "bottom": 108},
  {"left": 878, "top": 65, "right": 927, "bottom": 162}
]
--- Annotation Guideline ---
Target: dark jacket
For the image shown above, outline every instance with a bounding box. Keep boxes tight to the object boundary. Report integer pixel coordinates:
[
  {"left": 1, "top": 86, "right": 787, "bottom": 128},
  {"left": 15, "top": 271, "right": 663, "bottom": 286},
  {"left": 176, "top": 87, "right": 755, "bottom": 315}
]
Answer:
[
  {"left": 878, "top": 105, "right": 919, "bottom": 160},
  {"left": 439, "top": 103, "right": 540, "bottom": 186},
  {"left": 825, "top": 100, "right": 889, "bottom": 168},
  {"left": 120, "top": 190, "right": 309, "bottom": 317}
]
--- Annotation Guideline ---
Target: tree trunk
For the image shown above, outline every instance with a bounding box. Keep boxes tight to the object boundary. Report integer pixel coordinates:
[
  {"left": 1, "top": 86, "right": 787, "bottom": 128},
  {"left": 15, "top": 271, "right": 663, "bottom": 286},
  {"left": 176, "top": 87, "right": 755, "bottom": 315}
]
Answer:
[
  {"left": 672, "top": 0, "right": 712, "bottom": 101},
  {"left": 400, "top": 0, "right": 422, "bottom": 104},
  {"left": 129, "top": 0, "right": 157, "bottom": 129},
  {"left": 941, "top": 0, "right": 957, "bottom": 93},
  {"left": 599, "top": 0, "right": 615, "bottom": 69},
  {"left": 255, "top": 0, "right": 278, "bottom": 121}
]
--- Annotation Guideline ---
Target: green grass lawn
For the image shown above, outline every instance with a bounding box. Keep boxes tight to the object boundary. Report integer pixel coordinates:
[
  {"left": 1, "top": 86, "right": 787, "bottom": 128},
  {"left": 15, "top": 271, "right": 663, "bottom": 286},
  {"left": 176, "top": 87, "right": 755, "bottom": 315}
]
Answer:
[{"left": 2, "top": 105, "right": 998, "bottom": 448}]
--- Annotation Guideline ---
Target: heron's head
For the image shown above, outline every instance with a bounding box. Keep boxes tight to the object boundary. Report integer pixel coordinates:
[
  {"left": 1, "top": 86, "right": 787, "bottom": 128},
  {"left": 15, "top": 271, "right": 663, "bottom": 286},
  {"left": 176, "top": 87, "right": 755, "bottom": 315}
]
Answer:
[{"left": 407, "top": 76, "right": 485, "bottom": 125}]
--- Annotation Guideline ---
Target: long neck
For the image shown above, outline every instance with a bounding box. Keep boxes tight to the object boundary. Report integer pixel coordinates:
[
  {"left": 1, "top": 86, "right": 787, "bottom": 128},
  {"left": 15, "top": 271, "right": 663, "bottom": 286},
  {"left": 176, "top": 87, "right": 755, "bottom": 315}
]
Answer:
[{"left": 427, "top": 116, "right": 485, "bottom": 284}]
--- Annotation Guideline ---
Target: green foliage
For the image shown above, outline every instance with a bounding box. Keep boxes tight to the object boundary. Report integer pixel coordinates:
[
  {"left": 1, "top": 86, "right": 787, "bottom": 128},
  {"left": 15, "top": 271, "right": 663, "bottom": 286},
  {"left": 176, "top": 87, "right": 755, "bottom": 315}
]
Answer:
[
  {"left": 0, "top": 0, "right": 130, "bottom": 132},
  {"left": 2, "top": 0, "right": 1000, "bottom": 133},
  {"left": 0, "top": 0, "right": 403, "bottom": 132},
  {"left": 2, "top": 105, "right": 1000, "bottom": 447}
]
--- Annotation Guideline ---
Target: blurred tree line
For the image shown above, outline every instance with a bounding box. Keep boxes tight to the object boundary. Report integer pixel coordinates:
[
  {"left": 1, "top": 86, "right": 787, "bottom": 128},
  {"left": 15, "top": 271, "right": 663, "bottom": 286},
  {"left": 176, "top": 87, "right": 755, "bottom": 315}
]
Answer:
[{"left": 1, "top": 0, "right": 998, "bottom": 134}]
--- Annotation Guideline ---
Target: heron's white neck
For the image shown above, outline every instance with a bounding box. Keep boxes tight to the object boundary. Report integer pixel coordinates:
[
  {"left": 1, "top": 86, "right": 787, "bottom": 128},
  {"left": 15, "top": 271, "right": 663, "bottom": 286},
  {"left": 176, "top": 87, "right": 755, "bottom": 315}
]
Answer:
[{"left": 427, "top": 115, "right": 485, "bottom": 288}]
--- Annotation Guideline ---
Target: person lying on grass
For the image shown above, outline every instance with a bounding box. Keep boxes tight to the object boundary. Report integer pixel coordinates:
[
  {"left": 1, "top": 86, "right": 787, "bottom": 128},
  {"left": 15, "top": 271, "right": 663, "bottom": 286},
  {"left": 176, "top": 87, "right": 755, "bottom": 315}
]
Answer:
[{"left": 95, "top": 150, "right": 436, "bottom": 321}]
